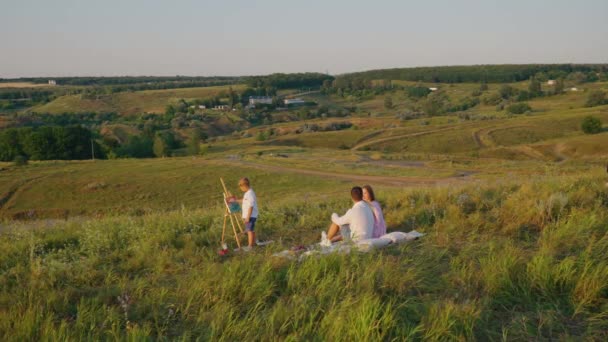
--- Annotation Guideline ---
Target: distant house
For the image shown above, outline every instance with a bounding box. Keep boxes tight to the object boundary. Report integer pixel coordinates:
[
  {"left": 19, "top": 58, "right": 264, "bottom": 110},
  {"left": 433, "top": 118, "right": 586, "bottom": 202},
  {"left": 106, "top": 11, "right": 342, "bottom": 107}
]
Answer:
[
  {"left": 570, "top": 87, "right": 579, "bottom": 92},
  {"left": 429, "top": 87, "right": 438, "bottom": 91},
  {"left": 284, "top": 98, "right": 305, "bottom": 106},
  {"left": 48, "top": 80, "right": 57, "bottom": 86},
  {"left": 249, "top": 96, "right": 273, "bottom": 106},
  {"left": 547, "top": 80, "right": 556, "bottom": 86},
  {"left": 198, "top": 105, "right": 206, "bottom": 109},
  {"left": 213, "top": 105, "right": 229, "bottom": 110}
]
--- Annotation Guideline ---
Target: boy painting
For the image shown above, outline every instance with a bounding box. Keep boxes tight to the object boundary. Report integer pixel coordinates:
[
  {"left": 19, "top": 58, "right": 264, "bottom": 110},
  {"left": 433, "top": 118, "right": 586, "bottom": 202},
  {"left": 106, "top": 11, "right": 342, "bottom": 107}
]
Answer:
[{"left": 237, "top": 177, "right": 258, "bottom": 251}]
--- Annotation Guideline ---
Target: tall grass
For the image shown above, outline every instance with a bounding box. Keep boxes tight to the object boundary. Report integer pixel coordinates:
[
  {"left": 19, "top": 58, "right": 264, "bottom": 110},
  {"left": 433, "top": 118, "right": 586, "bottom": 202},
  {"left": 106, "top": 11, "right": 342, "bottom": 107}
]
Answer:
[{"left": 1, "top": 170, "right": 608, "bottom": 340}]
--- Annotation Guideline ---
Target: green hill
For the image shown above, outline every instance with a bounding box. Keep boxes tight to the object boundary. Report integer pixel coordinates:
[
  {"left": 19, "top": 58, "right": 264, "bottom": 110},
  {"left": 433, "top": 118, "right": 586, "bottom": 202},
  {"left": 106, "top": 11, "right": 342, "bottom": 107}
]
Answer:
[{"left": 32, "top": 85, "right": 245, "bottom": 115}]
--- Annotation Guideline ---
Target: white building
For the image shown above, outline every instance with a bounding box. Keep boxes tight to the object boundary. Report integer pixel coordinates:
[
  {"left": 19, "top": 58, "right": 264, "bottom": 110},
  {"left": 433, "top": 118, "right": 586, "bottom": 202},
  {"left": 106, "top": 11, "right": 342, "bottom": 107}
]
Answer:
[
  {"left": 547, "top": 80, "right": 556, "bottom": 86},
  {"left": 429, "top": 87, "right": 438, "bottom": 91},
  {"left": 570, "top": 87, "right": 579, "bottom": 92},
  {"left": 248, "top": 96, "right": 273, "bottom": 106},
  {"left": 284, "top": 98, "right": 305, "bottom": 106},
  {"left": 213, "top": 105, "right": 229, "bottom": 110},
  {"left": 198, "top": 105, "right": 206, "bottom": 109},
  {"left": 48, "top": 80, "right": 57, "bottom": 86}
]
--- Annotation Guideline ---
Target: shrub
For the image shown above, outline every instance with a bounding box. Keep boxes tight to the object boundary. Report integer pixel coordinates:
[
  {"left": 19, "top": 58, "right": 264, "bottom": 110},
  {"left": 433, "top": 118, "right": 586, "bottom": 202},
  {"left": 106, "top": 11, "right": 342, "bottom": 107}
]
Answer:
[
  {"left": 581, "top": 116, "right": 603, "bottom": 134},
  {"left": 506, "top": 102, "right": 531, "bottom": 114},
  {"left": 255, "top": 131, "right": 268, "bottom": 141},
  {"left": 13, "top": 155, "right": 28, "bottom": 166},
  {"left": 585, "top": 90, "right": 607, "bottom": 107}
]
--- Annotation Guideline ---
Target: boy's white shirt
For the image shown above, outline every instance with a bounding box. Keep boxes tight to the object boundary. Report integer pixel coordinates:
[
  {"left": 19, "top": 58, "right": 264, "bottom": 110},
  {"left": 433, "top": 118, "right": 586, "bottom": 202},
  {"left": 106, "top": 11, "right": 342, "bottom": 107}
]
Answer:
[
  {"left": 242, "top": 188, "right": 259, "bottom": 219},
  {"left": 331, "top": 201, "right": 374, "bottom": 242}
]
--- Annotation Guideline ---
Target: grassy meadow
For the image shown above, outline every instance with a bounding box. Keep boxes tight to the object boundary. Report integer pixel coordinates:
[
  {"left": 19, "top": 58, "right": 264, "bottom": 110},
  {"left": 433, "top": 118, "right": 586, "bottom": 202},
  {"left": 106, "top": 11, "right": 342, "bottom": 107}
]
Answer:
[{"left": 1, "top": 163, "right": 608, "bottom": 340}]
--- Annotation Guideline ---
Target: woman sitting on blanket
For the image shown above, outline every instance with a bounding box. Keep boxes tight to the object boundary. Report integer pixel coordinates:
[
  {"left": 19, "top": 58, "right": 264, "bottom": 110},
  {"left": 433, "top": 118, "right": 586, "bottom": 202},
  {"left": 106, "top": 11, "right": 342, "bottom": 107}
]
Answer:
[{"left": 363, "top": 185, "right": 387, "bottom": 238}]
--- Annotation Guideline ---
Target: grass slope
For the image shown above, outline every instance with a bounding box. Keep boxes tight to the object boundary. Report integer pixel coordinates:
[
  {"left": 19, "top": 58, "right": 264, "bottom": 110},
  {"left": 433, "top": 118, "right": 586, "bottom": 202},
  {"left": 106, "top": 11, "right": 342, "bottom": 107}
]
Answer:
[
  {"left": 1, "top": 169, "right": 608, "bottom": 340},
  {"left": 32, "top": 85, "right": 245, "bottom": 115}
]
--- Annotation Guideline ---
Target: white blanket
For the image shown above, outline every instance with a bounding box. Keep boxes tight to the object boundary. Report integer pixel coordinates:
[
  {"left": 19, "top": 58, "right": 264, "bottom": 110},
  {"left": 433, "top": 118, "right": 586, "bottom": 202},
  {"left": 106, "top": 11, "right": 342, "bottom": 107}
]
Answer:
[{"left": 271, "top": 230, "right": 424, "bottom": 260}]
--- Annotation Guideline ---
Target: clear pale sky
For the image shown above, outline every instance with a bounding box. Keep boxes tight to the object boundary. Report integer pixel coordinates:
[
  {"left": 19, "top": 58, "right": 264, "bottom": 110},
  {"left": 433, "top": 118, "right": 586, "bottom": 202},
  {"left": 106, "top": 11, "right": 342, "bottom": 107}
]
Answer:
[{"left": 1, "top": 0, "right": 607, "bottom": 78}]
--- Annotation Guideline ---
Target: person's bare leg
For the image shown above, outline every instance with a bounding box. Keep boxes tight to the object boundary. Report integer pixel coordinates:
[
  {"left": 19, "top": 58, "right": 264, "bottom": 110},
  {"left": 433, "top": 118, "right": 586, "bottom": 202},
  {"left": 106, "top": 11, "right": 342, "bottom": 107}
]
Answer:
[
  {"left": 248, "top": 231, "right": 255, "bottom": 247},
  {"left": 327, "top": 223, "right": 341, "bottom": 241},
  {"left": 330, "top": 234, "right": 343, "bottom": 243}
]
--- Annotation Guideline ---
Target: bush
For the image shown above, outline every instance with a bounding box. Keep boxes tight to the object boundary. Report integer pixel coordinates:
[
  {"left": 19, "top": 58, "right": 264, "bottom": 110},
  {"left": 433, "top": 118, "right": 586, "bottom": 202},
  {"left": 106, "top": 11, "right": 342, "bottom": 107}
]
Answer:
[
  {"left": 585, "top": 90, "right": 607, "bottom": 107},
  {"left": 255, "top": 131, "right": 268, "bottom": 141},
  {"left": 13, "top": 155, "right": 28, "bottom": 166},
  {"left": 507, "top": 102, "right": 531, "bottom": 114},
  {"left": 581, "top": 116, "right": 603, "bottom": 134}
]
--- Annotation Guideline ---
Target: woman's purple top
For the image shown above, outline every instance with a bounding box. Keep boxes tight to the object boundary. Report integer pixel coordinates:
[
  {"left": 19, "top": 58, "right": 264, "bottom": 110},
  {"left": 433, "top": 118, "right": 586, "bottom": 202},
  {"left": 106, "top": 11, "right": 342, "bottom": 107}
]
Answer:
[{"left": 370, "top": 201, "right": 386, "bottom": 238}]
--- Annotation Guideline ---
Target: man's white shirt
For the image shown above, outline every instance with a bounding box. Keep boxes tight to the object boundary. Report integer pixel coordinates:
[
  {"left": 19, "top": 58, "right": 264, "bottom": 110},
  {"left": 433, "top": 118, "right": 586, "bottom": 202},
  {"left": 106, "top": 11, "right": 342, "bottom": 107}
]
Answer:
[{"left": 331, "top": 201, "right": 374, "bottom": 242}]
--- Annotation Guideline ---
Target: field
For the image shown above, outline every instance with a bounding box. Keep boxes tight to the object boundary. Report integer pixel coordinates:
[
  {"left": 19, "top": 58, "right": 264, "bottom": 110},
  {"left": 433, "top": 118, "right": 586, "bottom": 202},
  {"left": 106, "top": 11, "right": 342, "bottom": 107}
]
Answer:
[
  {"left": 31, "top": 85, "right": 245, "bottom": 115},
  {"left": 2, "top": 76, "right": 608, "bottom": 340},
  {"left": 0, "top": 82, "right": 53, "bottom": 88},
  {"left": 1, "top": 160, "right": 608, "bottom": 340}
]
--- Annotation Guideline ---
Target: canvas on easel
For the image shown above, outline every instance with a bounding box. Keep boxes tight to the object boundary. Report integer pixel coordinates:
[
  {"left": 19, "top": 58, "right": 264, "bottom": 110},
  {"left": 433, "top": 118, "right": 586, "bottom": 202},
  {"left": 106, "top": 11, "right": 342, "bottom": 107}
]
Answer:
[{"left": 220, "top": 177, "right": 245, "bottom": 250}]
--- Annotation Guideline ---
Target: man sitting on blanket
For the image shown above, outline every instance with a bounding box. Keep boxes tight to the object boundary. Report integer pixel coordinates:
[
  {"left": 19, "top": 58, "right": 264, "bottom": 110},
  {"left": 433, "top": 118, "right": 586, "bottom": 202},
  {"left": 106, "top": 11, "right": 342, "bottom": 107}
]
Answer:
[{"left": 326, "top": 186, "right": 375, "bottom": 243}]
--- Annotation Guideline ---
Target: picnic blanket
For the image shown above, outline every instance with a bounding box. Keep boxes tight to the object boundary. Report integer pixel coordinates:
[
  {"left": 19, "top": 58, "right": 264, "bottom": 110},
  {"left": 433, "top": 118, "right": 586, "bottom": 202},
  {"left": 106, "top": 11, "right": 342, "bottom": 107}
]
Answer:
[{"left": 272, "top": 230, "right": 425, "bottom": 261}]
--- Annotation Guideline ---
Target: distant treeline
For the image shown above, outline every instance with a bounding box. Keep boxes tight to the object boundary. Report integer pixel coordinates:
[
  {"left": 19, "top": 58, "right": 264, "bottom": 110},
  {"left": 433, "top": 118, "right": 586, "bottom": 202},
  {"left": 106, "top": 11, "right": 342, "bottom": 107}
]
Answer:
[
  {"left": 0, "top": 76, "right": 240, "bottom": 86},
  {"left": 245, "top": 73, "right": 334, "bottom": 89},
  {"left": 0, "top": 126, "right": 101, "bottom": 162},
  {"left": 340, "top": 64, "right": 608, "bottom": 83}
]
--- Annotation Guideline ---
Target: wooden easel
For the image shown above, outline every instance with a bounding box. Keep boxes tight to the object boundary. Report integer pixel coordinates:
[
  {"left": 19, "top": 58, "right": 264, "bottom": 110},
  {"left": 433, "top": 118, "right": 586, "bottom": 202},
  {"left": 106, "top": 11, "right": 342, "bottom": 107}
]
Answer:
[{"left": 220, "top": 178, "right": 245, "bottom": 249}]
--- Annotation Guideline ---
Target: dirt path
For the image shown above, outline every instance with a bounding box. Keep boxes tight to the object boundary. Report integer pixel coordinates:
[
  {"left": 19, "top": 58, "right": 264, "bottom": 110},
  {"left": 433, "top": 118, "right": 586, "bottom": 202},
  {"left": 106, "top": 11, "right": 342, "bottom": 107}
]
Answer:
[
  {"left": 351, "top": 127, "right": 457, "bottom": 151},
  {"left": 0, "top": 176, "right": 46, "bottom": 213},
  {"left": 472, "top": 125, "right": 533, "bottom": 149},
  {"left": 213, "top": 159, "right": 472, "bottom": 187},
  {"left": 553, "top": 143, "right": 570, "bottom": 163},
  {"left": 513, "top": 145, "right": 549, "bottom": 160}
]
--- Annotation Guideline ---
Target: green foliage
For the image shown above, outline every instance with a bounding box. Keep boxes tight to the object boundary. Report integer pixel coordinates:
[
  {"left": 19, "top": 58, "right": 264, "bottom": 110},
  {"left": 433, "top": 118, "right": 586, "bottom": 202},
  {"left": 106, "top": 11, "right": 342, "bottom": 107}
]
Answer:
[
  {"left": 420, "top": 91, "right": 449, "bottom": 116},
  {"left": 187, "top": 129, "right": 202, "bottom": 156},
  {"left": 115, "top": 136, "right": 154, "bottom": 158},
  {"left": 554, "top": 78, "right": 565, "bottom": 94},
  {"left": 0, "top": 126, "right": 98, "bottom": 161},
  {"left": 245, "top": 73, "right": 334, "bottom": 89},
  {"left": 153, "top": 133, "right": 170, "bottom": 157},
  {"left": 406, "top": 86, "right": 431, "bottom": 98},
  {"left": 255, "top": 131, "right": 268, "bottom": 141},
  {"left": 581, "top": 116, "right": 603, "bottom": 134},
  {"left": 499, "top": 85, "right": 515, "bottom": 99},
  {"left": 384, "top": 95, "right": 393, "bottom": 109},
  {"left": 585, "top": 90, "right": 607, "bottom": 107},
  {"left": 13, "top": 155, "right": 28, "bottom": 166},
  {"left": 507, "top": 102, "right": 532, "bottom": 114},
  {"left": 340, "top": 64, "right": 607, "bottom": 83},
  {"left": 528, "top": 76, "right": 542, "bottom": 97}
]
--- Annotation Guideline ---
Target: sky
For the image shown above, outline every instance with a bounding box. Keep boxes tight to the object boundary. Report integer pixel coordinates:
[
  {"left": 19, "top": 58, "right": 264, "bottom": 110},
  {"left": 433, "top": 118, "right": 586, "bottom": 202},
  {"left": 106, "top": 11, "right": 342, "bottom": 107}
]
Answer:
[{"left": 1, "top": 0, "right": 607, "bottom": 78}]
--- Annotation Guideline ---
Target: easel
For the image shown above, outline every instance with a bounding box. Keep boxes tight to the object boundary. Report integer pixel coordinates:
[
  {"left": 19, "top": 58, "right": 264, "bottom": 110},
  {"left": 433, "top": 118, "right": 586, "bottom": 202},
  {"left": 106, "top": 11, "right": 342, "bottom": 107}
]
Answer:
[{"left": 220, "top": 178, "right": 245, "bottom": 249}]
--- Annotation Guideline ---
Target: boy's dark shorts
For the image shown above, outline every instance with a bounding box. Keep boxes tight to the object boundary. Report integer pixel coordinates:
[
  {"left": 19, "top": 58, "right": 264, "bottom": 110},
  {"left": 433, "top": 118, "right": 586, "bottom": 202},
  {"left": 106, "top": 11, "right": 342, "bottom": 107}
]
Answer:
[{"left": 245, "top": 217, "right": 257, "bottom": 232}]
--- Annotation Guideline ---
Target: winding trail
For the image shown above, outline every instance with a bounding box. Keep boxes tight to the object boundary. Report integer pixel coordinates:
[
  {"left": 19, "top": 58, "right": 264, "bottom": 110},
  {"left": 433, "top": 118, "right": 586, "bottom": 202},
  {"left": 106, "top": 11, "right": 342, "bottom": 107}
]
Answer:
[
  {"left": 351, "top": 127, "right": 457, "bottom": 151},
  {"left": 212, "top": 159, "right": 473, "bottom": 187},
  {"left": 0, "top": 176, "right": 46, "bottom": 214}
]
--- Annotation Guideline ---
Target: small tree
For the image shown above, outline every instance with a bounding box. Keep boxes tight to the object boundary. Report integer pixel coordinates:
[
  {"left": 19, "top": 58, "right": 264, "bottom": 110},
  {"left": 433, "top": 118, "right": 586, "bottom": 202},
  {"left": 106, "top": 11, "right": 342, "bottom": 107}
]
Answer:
[
  {"left": 554, "top": 78, "right": 564, "bottom": 94},
  {"left": 499, "top": 85, "right": 515, "bottom": 99},
  {"left": 581, "top": 116, "right": 602, "bottom": 134},
  {"left": 384, "top": 96, "right": 393, "bottom": 109},
  {"left": 507, "top": 102, "right": 532, "bottom": 114},
  {"left": 153, "top": 133, "right": 169, "bottom": 157},
  {"left": 479, "top": 81, "right": 488, "bottom": 91},
  {"left": 585, "top": 91, "right": 607, "bottom": 107},
  {"left": 255, "top": 131, "right": 267, "bottom": 141},
  {"left": 13, "top": 155, "right": 28, "bottom": 166},
  {"left": 528, "top": 77, "right": 542, "bottom": 97},
  {"left": 187, "top": 129, "right": 202, "bottom": 156}
]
